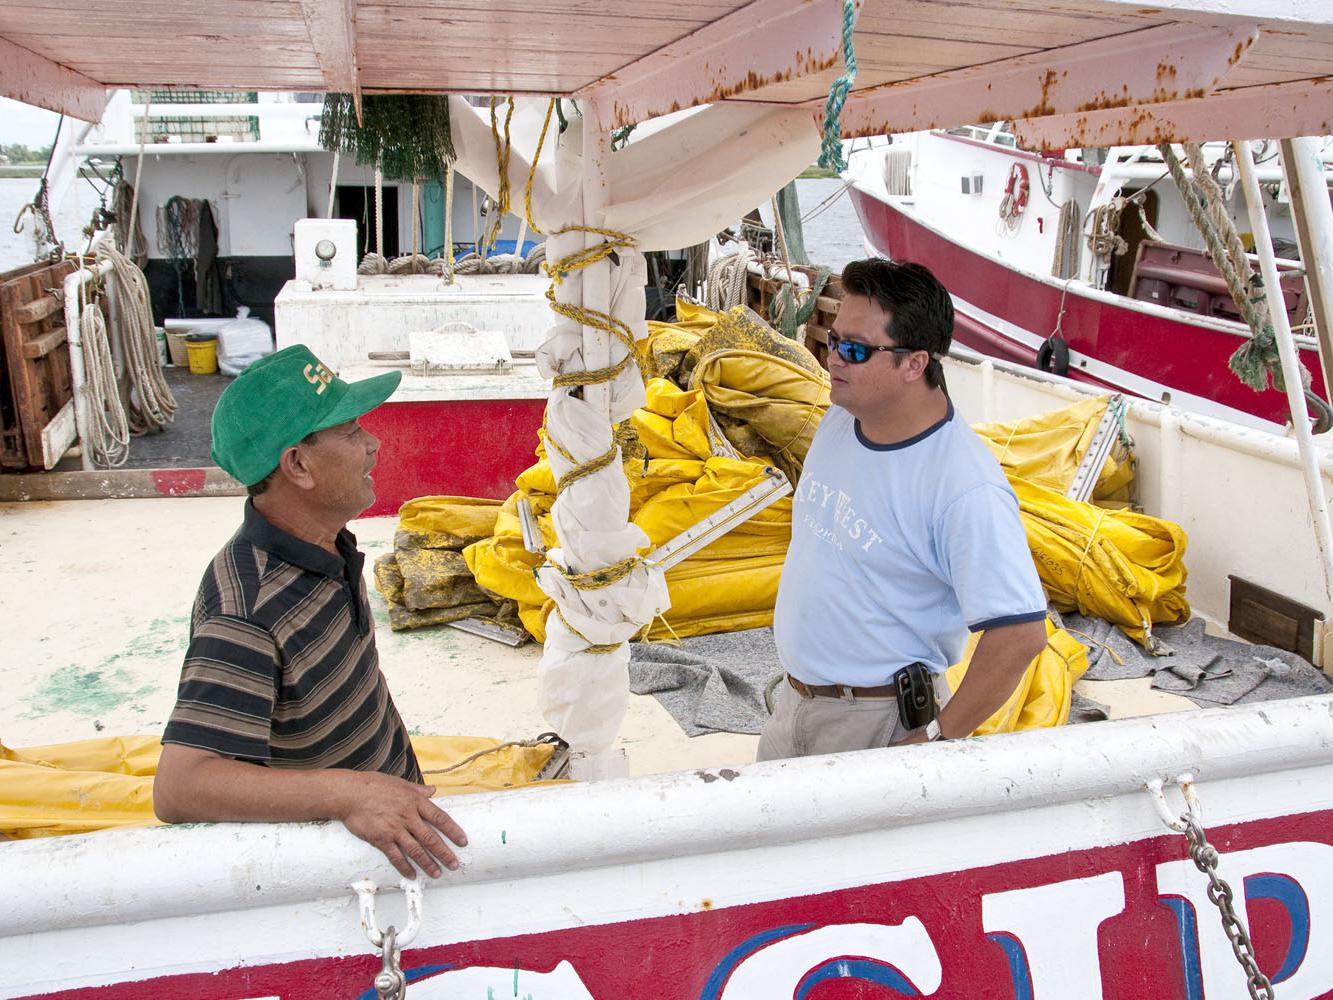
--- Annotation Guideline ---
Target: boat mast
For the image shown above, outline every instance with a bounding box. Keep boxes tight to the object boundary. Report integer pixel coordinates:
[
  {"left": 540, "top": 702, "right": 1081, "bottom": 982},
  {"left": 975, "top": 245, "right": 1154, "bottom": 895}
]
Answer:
[
  {"left": 1235, "top": 138, "right": 1333, "bottom": 659},
  {"left": 1280, "top": 137, "right": 1333, "bottom": 400}
]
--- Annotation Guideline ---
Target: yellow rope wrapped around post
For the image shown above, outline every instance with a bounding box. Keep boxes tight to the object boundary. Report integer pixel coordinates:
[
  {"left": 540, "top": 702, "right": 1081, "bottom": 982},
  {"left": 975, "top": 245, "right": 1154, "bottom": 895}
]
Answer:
[{"left": 483, "top": 96, "right": 515, "bottom": 253}]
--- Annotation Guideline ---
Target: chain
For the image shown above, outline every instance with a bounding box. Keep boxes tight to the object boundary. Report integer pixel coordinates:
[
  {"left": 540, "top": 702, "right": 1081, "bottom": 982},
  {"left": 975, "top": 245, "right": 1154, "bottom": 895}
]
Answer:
[
  {"left": 373, "top": 925, "right": 407, "bottom": 999},
  {"left": 1181, "top": 815, "right": 1275, "bottom": 999},
  {"left": 1147, "top": 777, "right": 1276, "bottom": 1000}
]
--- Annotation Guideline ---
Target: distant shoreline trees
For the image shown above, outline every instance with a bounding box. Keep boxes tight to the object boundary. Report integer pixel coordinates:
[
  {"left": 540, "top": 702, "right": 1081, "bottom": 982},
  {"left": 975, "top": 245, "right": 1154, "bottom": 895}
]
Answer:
[{"left": 0, "top": 144, "right": 53, "bottom": 164}]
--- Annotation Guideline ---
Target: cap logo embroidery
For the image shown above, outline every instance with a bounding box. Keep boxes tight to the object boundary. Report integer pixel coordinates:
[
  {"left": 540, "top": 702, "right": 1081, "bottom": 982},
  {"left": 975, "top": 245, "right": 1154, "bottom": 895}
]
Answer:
[{"left": 303, "top": 362, "right": 333, "bottom": 395}]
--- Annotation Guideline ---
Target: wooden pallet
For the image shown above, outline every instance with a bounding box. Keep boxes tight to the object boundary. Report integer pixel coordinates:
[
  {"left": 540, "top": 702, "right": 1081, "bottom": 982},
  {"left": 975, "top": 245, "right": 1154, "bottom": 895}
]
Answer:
[{"left": 0, "top": 259, "right": 80, "bottom": 470}]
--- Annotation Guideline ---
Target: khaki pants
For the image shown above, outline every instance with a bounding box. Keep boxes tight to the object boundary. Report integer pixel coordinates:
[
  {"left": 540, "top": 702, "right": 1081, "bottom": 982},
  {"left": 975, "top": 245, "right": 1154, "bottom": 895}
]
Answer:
[{"left": 756, "top": 675, "right": 951, "bottom": 762}]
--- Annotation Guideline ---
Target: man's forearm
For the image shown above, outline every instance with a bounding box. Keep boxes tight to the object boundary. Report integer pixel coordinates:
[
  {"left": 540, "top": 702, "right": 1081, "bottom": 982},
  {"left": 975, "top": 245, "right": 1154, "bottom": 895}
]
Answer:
[
  {"left": 936, "top": 620, "right": 1047, "bottom": 739},
  {"left": 154, "top": 743, "right": 468, "bottom": 878},
  {"left": 154, "top": 744, "right": 356, "bottom": 824}
]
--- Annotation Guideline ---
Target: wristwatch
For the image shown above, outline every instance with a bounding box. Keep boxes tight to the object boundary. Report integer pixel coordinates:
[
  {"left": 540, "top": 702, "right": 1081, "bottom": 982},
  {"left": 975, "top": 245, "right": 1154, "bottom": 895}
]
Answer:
[{"left": 924, "top": 718, "right": 946, "bottom": 742}]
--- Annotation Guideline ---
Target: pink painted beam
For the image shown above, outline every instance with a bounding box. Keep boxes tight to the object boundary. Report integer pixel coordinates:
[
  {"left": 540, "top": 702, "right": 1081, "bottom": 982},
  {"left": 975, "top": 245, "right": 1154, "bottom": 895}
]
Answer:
[
  {"left": 0, "top": 36, "right": 107, "bottom": 122},
  {"left": 1087, "top": 0, "right": 1333, "bottom": 26},
  {"left": 297, "top": 0, "right": 360, "bottom": 119},
  {"left": 831, "top": 20, "right": 1259, "bottom": 139},
  {"left": 578, "top": 0, "right": 862, "bottom": 130},
  {"left": 1013, "top": 78, "right": 1333, "bottom": 150}
]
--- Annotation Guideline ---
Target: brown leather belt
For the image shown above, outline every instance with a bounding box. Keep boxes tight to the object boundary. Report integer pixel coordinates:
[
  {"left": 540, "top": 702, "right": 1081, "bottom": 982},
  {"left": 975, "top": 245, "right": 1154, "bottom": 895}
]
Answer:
[{"left": 786, "top": 674, "right": 898, "bottom": 700}]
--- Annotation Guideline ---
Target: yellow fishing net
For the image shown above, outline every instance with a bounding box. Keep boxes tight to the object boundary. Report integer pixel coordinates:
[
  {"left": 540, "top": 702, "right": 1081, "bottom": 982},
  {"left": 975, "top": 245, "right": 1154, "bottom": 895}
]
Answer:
[{"left": 0, "top": 735, "right": 557, "bottom": 840}]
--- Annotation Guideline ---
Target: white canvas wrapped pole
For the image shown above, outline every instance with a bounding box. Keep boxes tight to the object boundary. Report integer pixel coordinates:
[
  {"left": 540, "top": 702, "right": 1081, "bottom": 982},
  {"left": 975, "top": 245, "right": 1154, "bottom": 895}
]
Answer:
[
  {"left": 530, "top": 113, "right": 666, "bottom": 780},
  {"left": 582, "top": 105, "right": 612, "bottom": 419},
  {"left": 441, "top": 97, "right": 818, "bottom": 774}
]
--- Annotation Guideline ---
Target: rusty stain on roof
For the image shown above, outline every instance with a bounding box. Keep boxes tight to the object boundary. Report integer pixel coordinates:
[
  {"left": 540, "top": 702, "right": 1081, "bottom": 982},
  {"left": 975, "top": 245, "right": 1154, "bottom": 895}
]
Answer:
[{"left": 611, "top": 49, "right": 837, "bottom": 127}]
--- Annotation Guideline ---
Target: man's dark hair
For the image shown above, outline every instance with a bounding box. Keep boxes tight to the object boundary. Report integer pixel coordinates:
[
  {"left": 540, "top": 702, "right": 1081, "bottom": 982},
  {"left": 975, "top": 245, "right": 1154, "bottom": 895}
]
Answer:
[
  {"left": 246, "top": 429, "right": 322, "bottom": 496},
  {"left": 840, "top": 259, "right": 953, "bottom": 390}
]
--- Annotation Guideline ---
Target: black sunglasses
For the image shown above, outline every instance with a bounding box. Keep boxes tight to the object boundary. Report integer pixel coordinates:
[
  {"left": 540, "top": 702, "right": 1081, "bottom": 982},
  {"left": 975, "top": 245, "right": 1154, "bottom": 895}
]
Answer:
[{"left": 827, "top": 330, "right": 917, "bottom": 365}]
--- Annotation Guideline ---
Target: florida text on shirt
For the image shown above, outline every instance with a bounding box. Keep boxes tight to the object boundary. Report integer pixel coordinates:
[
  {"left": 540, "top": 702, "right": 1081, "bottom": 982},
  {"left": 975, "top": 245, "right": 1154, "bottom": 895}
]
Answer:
[{"left": 796, "top": 476, "right": 883, "bottom": 553}]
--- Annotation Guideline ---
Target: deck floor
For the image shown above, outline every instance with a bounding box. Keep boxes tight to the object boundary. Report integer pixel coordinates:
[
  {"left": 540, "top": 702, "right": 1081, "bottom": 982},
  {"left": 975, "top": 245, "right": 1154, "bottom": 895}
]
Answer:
[
  {"left": 0, "top": 498, "right": 1205, "bottom": 775},
  {"left": 51, "top": 366, "right": 229, "bottom": 473},
  {"left": 0, "top": 497, "right": 761, "bottom": 775}
]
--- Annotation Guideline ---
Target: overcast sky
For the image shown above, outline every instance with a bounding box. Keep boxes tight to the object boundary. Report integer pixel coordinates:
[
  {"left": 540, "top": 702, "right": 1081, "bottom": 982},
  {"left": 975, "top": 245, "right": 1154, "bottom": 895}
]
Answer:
[{"left": 1, "top": 99, "right": 64, "bottom": 148}]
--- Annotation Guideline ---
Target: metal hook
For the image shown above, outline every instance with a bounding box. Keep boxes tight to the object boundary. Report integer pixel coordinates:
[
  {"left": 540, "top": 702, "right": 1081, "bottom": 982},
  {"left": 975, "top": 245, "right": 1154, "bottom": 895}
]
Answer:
[
  {"left": 373, "top": 925, "right": 407, "bottom": 1000},
  {"left": 1145, "top": 771, "right": 1198, "bottom": 833},
  {"left": 352, "top": 876, "right": 424, "bottom": 950}
]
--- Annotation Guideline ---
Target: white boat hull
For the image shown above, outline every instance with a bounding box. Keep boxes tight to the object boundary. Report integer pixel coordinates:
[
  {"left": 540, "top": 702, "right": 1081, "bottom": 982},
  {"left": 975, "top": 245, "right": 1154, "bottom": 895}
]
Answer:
[{"left": 4, "top": 695, "right": 1333, "bottom": 999}]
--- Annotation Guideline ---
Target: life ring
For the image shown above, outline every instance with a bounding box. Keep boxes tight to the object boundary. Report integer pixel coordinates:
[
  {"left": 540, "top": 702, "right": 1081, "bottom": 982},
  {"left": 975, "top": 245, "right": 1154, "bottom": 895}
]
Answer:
[{"left": 1002, "top": 163, "right": 1030, "bottom": 218}]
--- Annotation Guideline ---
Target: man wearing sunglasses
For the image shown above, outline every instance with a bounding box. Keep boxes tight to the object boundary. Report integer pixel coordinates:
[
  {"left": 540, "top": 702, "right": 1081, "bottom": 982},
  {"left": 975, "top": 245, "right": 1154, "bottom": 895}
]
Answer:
[{"left": 757, "top": 259, "right": 1048, "bottom": 760}]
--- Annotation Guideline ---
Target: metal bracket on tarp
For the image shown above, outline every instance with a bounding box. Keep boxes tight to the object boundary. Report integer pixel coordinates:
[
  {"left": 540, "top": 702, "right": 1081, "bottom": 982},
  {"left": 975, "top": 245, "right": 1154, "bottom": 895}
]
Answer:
[{"left": 644, "top": 466, "right": 793, "bottom": 572}]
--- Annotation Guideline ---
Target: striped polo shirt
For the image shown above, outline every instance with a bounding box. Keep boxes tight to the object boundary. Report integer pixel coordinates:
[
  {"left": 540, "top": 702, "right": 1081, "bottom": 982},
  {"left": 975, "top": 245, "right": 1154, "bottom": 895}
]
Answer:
[{"left": 163, "top": 500, "right": 421, "bottom": 782}]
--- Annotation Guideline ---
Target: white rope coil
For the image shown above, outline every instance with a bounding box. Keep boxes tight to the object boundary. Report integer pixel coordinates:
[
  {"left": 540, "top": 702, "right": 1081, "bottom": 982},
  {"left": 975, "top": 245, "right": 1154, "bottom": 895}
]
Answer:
[
  {"left": 78, "top": 283, "right": 129, "bottom": 467},
  {"left": 97, "top": 240, "right": 177, "bottom": 436},
  {"left": 706, "top": 248, "right": 754, "bottom": 311}
]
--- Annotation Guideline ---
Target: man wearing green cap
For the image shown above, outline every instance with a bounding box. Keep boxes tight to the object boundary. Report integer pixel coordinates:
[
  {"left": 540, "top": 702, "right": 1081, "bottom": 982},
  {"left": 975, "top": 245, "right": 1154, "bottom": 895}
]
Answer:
[{"left": 153, "top": 345, "right": 467, "bottom": 879}]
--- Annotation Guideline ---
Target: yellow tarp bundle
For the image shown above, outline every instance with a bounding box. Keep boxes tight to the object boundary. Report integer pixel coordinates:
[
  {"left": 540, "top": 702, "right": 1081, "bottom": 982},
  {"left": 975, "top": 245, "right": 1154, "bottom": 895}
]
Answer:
[
  {"left": 1015, "top": 478, "right": 1190, "bottom": 644},
  {"left": 461, "top": 302, "right": 831, "bottom": 642},
  {"left": 974, "top": 395, "right": 1135, "bottom": 503},
  {"left": 375, "top": 496, "right": 528, "bottom": 633},
  {"left": 973, "top": 396, "right": 1189, "bottom": 644},
  {"left": 464, "top": 396, "right": 801, "bottom": 642},
  {"left": 0, "top": 735, "right": 556, "bottom": 840},
  {"left": 947, "top": 619, "right": 1090, "bottom": 735}
]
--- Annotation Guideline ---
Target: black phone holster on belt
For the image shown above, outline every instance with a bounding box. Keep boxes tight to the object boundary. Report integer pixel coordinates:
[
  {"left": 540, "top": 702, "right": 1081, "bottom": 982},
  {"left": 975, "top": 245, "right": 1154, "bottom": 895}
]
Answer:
[{"left": 895, "top": 662, "right": 938, "bottom": 730}]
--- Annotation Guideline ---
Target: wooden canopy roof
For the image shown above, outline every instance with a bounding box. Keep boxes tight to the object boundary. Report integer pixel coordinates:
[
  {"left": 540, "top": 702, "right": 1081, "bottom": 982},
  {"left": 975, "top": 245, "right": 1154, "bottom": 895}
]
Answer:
[{"left": 3, "top": 0, "right": 1333, "bottom": 147}]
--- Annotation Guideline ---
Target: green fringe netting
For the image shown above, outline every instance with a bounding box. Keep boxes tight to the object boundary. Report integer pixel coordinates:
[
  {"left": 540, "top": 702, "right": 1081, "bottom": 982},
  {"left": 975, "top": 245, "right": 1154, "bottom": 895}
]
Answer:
[{"left": 319, "top": 94, "right": 456, "bottom": 182}]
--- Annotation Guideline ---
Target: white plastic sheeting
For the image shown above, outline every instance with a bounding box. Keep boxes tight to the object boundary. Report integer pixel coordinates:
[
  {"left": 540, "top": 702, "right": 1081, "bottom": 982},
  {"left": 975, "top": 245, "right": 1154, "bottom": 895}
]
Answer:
[
  {"left": 445, "top": 98, "right": 822, "bottom": 253},
  {"left": 215, "top": 306, "right": 273, "bottom": 377},
  {"left": 446, "top": 98, "right": 820, "bottom": 772}
]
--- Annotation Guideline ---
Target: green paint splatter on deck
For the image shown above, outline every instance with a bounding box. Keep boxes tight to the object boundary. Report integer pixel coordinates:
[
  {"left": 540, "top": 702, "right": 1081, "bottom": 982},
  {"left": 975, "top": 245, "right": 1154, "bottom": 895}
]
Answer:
[
  {"left": 24, "top": 615, "right": 187, "bottom": 718},
  {"left": 29, "top": 665, "right": 156, "bottom": 716},
  {"left": 118, "top": 616, "right": 191, "bottom": 660}
]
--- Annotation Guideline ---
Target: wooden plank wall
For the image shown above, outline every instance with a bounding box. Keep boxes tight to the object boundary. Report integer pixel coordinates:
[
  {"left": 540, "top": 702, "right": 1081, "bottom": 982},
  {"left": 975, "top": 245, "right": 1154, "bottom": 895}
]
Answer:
[{"left": 747, "top": 265, "right": 841, "bottom": 370}]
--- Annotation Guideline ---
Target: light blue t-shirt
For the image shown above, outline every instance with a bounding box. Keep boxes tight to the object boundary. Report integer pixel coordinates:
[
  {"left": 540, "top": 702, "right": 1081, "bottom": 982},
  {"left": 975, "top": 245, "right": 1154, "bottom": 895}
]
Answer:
[{"left": 774, "top": 401, "right": 1046, "bottom": 684}]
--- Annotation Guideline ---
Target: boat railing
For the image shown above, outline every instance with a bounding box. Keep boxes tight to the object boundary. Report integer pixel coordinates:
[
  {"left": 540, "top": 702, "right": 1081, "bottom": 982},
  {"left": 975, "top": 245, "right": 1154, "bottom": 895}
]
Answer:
[{"left": 73, "top": 90, "right": 326, "bottom": 156}]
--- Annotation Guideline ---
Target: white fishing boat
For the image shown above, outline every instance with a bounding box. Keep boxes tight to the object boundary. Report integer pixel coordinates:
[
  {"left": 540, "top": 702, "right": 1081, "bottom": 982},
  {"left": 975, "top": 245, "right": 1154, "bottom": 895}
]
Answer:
[
  {"left": 2, "top": 2, "right": 1333, "bottom": 998},
  {"left": 5, "top": 91, "right": 559, "bottom": 511}
]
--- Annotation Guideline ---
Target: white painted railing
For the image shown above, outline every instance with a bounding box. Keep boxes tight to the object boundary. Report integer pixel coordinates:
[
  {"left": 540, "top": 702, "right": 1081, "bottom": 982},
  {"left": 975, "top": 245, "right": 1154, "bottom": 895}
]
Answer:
[{"left": 2, "top": 696, "right": 1330, "bottom": 940}]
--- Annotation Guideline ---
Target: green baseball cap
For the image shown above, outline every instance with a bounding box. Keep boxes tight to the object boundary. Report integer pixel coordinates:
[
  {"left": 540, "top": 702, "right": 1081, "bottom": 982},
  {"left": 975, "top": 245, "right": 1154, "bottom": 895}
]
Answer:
[{"left": 211, "top": 344, "right": 401, "bottom": 486}]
